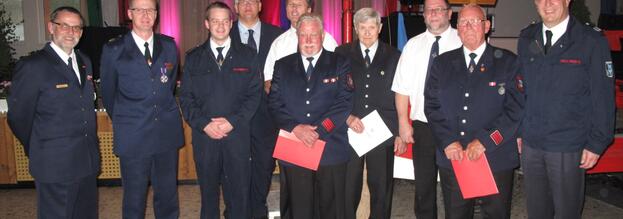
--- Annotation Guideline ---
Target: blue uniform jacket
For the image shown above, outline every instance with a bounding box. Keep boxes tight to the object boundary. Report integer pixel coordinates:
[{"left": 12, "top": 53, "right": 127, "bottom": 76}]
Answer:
[
  {"left": 100, "top": 33, "right": 184, "bottom": 157},
  {"left": 425, "top": 45, "right": 524, "bottom": 172},
  {"left": 8, "top": 44, "right": 100, "bottom": 183},
  {"left": 517, "top": 16, "right": 615, "bottom": 154},
  {"left": 269, "top": 50, "right": 354, "bottom": 165},
  {"left": 179, "top": 39, "right": 262, "bottom": 146}
]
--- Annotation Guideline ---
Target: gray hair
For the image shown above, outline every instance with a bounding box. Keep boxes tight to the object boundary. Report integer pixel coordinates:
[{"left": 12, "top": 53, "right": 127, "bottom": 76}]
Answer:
[
  {"left": 295, "top": 13, "right": 324, "bottom": 32},
  {"left": 353, "top": 8, "right": 381, "bottom": 30},
  {"left": 50, "top": 6, "right": 85, "bottom": 25}
]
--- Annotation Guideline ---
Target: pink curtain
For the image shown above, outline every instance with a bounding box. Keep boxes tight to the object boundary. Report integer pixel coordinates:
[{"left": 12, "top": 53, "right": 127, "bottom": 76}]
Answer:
[
  {"left": 321, "top": 1, "right": 343, "bottom": 44},
  {"left": 159, "top": 0, "right": 181, "bottom": 46}
]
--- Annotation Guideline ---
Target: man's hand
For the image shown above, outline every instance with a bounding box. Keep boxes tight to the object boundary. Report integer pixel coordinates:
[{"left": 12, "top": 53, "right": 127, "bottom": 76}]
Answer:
[
  {"left": 292, "top": 124, "right": 319, "bottom": 147},
  {"left": 394, "top": 136, "right": 407, "bottom": 155},
  {"left": 264, "top": 81, "right": 272, "bottom": 94},
  {"left": 579, "top": 149, "right": 600, "bottom": 169},
  {"left": 347, "top": 115, "right": 365, "bottom": 133},
  {"left": 517, "top": 138, "right": 523, "bottom": 154},
  {"left": 212, "top": 117, "right": 233, "bottom": 134},
  {"left": 466, "top": 139, "right": 486, "bottom": 161},
  {"left": 398, "top": 122, "right": 414, "bottom": 144},
  {"left": 203, "top": 121, "right": 227, "bottom": 139},
  {"left": 444, "top": 141, "right": 463, "bottom": 161}
]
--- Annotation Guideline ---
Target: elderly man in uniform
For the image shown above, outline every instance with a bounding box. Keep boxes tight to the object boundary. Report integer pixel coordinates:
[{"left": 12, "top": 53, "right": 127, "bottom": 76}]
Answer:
[
  {"left": 392, "top": 0, "right": 462, "bottom": 218},
  {"left": 263, "top": 0, "right": 338, "bottom": 93},
  {"left": 268, "top": 13, "right": 353, "bottom": 219},
  {"left": 180, "top": 2, "right": 261, "bottom": 218},
  {"left": 100, "top": 0, "right": 184, "bottom": 218},
  {"left": 335, "top": 7, "right": 405, "bottom": 219},
  {"left": 517, "top": 0, "right": 614, "bottom": 218},
  {"left": 425, "top": 4, "right": 523, "bottom": 219},
  {"left": 8, "top": 6, "right": 100, "bottom": 219},
  {"left": 230, "top": 1, "right": 283, "bottom": 218}
]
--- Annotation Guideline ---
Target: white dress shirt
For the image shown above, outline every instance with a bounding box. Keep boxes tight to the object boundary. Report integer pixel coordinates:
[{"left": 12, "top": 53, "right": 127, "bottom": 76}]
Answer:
[
  {"left": 391, "top": 27, "right": 462, "bottom": 122},
  {"left": 301, "top": 50, "right": 322, "bottom": 71},
  {"left": 50, "top": 42, "right": 80, "bottom": 84},
  {"left": 542, "top": 15, "right": 569, "bottom": 47},
  {"left": 131, "top": 31, "right": 154, "bottom": 58},
  {"left": 263, "top": 27, "right": 338, "bottom": 81},
  {"left": 238, "top": 20, "right": 262, "bottom": 53},
  {"left": 463, "top": 42, "right": 487, "bottom": 68},
  {"left": 360, "top": 40, "right": 379, "bottom": 63},
  {"left": 210, "top": 37, "right": 231, "bottom": 59}
]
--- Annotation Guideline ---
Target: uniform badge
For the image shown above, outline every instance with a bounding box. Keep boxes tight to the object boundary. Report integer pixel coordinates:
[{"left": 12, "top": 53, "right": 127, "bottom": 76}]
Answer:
[
  {"left": 346, "top": 73, "right": 355, "bottom": 90},
  {"left": 498, "top": 83, "right": 506, "bottom": 95},
  {"left": 480, "top": 64, "right": 486, "bottom": 72},
  {"left": 606, "top": 61, "right": 614, "bottom": 78},
  {"left": 488, "top": 81, "right": 496, "bottom": 87},
  {"left": 490, "top": 130, "right": 503, "bottom": 146},
  {"left": 56, "top": 84, "right": 69, "bottom": 89},
  {"left": 160, "top": 67, "right": 169, "bottom": 83},
  {"left": 165, "top": 62, "right": 174, "bottom": 71},
  {"left": 86, "top": 75, "right": 93, "bottom": 81},
  {"left": 380, "top": 70, "right": 385, "bottom": 76},
  {"left": 515, "top": 75, "right": 525, "bottom": 93},
  {"left": 323, "top": 79, "right": 329, "bottom": 83}
]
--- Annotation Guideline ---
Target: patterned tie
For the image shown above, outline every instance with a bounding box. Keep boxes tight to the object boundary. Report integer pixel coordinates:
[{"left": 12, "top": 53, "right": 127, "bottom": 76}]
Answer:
[
  {"left": 425, "top": 36, "right": 441, "bottom": 83},
  {"left": 247, "top": 29, "right": 257, "bottom": 53},
  {"left": 364, "top": 48, "right": 371, "bottom": 68},
  {"left": 468, "top": 53, "right": 477, "bottom": 73},
  {"left": 544, "top": 30, "right": 553, "bottom": 54},
  {"left": 216, "top": 47, "right": 225, "bottom": 67},
  {"left": 144, "top": 42, "right": 152, "bottom": 66},
  {"left": 305, "top": 57, "right": 314, "bottom": 80}
]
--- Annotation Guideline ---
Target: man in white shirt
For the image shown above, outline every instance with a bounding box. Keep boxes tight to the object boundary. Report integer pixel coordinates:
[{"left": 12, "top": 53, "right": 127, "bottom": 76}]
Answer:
[
  {"left": 263, "top": 0, "right": 338, "bottom": 93},
  {"left": 391, "top": 0, "right": 461, "bottom": 218}
]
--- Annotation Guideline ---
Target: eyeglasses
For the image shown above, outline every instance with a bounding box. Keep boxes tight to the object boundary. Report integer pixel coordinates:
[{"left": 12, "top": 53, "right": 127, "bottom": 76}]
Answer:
[
  {"left": 130, "top": 8, "right": 157, "bottom": 15},
  {"left": 424, "top": 7, "right": 449, "bottom": 15},
  {"left": 238, "top": 0, "right": 259, "bottom": 5},
  {"left": 51, "top": 21, "right": 83, "bottom": 32},
  {"left": 457, "top": 19, "right": 486, "bottom": 27}
]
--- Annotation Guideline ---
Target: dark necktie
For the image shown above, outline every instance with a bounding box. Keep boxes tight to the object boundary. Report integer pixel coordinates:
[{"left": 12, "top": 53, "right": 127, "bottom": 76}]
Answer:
[
  {"left": 216, "top": 47, "right": 225, "bottom": 67},
  {"left": 468, "top": 53, "right": 477, "bottom": 73},
  {"left": 68, "top": 57, "right": 84, "bottom": 85},
  {"left": 425, "top": 36, "right": 441, "bottom": 83},
  {"left": 247, "top": 29, "right": 257, "bottom": 53},
  {"left": 364, "top": 48, "right": 371, "bottom": 68},
  {"left": 305, "top": 57, "right": 314, "bottom": 80},
  {"left": 144, "top": 42, "right": 152, "bottom": 66},
  {"left": 544, "top": 30, "right": 553, "bottom": 54}
]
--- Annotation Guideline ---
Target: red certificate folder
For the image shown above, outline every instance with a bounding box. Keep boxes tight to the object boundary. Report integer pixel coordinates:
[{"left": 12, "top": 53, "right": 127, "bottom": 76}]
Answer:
[
  {"left": 273, "top": 129, "right": 326, "bottom": 171},
  {"left": 450, "top": 152, "right": 499, "bottom": 199}
]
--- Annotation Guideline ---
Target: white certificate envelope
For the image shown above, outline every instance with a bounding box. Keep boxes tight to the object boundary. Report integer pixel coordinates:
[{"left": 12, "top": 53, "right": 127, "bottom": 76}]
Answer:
[{"left": 348, "top": 110, "right": 393, "bottom": 157}]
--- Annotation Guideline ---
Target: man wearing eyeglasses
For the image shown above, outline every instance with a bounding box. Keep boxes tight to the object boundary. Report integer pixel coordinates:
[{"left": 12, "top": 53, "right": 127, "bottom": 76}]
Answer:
[
  {"left": 391, "top": 0, "right": 461, "bottom": 218},
  {"left": 424, "top": 4, "right": 523, "bottom": 218},
  {"left": 517, "top": 0, "right": 614, "bottom": 218},
  {"left": 179, "top": 2, "right": 261, "bottom": 218},
  {"left": 230, "top": 1, "right": 283, "bottom": 218},
  {"left": 8, "top": 6, "right": 100, "bottom": 219},
  {"left": 100, "top": 0, "right": 184, "bottom": 218}
]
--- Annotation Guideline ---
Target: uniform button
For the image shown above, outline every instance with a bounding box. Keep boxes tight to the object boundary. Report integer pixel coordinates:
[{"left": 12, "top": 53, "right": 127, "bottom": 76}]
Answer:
[
  {"left": 84, "top": 121, "right": 87, "bottom": 124},
  {"left": 460, "top": 131, "right": 465, "bottom": 136},
  {"left": 153, "top": 91, "right": 156, "bottom": 95},
  {"left": 306, "top": 88, "right": 310, "bottom": 92},
  {"left": 365, "top": 94, "right": 368, "bottom": 98},
  {"left": 465, "top": 93, "right": 469, "bottom": 97},
  {"left": 81, "top": 108, "right": 85, "bottom": 111},
  {"left": 366, "top": 74, "right": 370, "bottom": 78},
  {"left": 84, "top": 133, "right": 88, "bottom": 137},
  {"left": 365, "top": 84, "right": 369, "bottom": 88},
  {"left": 154, "top": 105, "right": 157, "bottom": 108},
  {"left": 365, "top": 105, "right": 369, "bottom": 108},
  {"left": 151, "top": 78, "right": 155, "bottom": 82},
  {"left": 306, "top": 113, "right": 311, "bottom": 117},
  {"left": 463, "top": 106, "right": 468, "bottom": 111},
  {"left": 155, "top": 118, "right": 159, "bottom": 121},
  {"left": 79, "top": 95, "right": 83, "bottom": 98},
  {"left": 305, "top": 101, "right": 310, "bottom": 104},
  {"left": 462, "top": 119, "right": 466, "bottom": 124}
]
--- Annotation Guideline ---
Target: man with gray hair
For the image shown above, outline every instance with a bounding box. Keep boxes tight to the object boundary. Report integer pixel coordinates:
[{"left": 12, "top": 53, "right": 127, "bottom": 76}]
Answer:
[
  {"left": 335, "top": 7, "right": 404, "bottom": 219},
  {"left": 263, "top": 0, "right": 338, "bottom": 93},
  {"left": 392, "top": 0, "right": 461, "bottom": 218},
  {"left": 268, "top": 13, "right": 353, "bottom": 219}
]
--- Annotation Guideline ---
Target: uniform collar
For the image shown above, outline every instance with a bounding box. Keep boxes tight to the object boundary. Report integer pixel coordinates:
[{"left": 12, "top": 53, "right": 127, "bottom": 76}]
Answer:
[
  {"left": 542, "top": 15, "right": 569, "bottom": 47},
  {"left": 359, "top": 40, "right": 378, "bottom": 63},
  {"left": 463, "top": 42, "right": 487, "bottom": 67}
]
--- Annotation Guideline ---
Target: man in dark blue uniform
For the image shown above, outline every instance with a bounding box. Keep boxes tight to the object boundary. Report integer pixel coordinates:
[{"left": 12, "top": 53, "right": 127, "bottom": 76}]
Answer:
[
  {"left": 231, "top": 1, "right": 283, "bottom": 217},
  {"left": 8, "top": 6, "right": 100, "bottom": 219},
  {"left": 517, "top": 0, "right": 614, "bottom": 218},
  {"left": 335, "top": 7, "right": 405, "bottom": 219},
  {"left": 425, "top": 4, "right": 523, "bottom": 219},
  {"left": 100, "top": 0, "right": 184, "bottom": 218},
  {"left": 268, "top": 13, "right": 353, "bottom": 219},
  {"left": 179, "top": 2, "right": 262, "bottom": 219}
]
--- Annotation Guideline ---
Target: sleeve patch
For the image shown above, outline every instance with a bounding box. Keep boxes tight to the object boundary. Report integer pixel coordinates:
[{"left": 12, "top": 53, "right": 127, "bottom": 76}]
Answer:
[
  {"left": 322, "top": 118, "right": 335, "bottom": 133},
  {"left": 490, "top": 130, "right": 503, "bottom": 146},
  {"left": 606, "top": 61, "right": 614, "bottom": 78},
  {"left": 516, "top": 75, "right": 525, "bottom": 93},
  {"left": 346, "top": 73, "right": 355, "bottom": 91}
]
